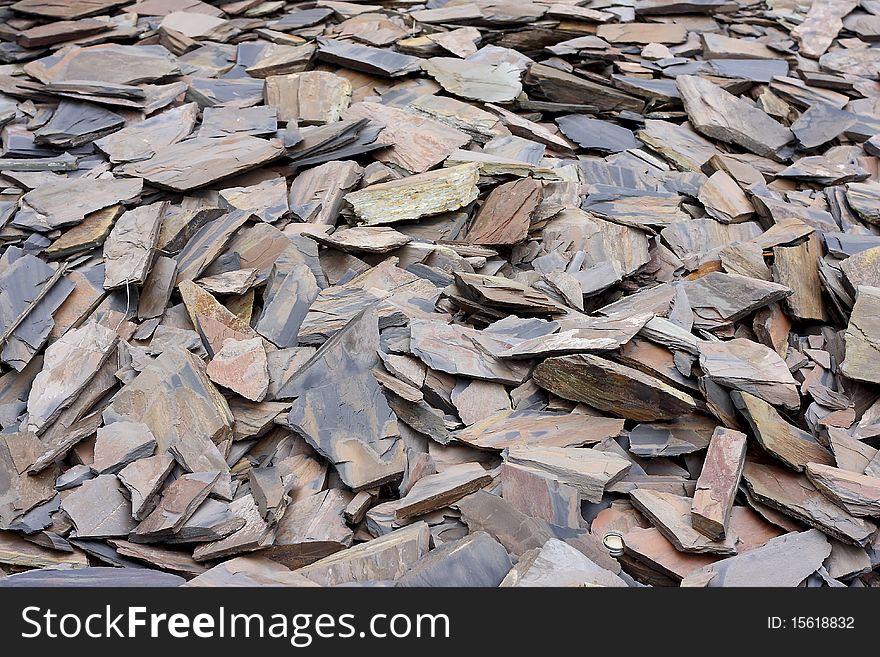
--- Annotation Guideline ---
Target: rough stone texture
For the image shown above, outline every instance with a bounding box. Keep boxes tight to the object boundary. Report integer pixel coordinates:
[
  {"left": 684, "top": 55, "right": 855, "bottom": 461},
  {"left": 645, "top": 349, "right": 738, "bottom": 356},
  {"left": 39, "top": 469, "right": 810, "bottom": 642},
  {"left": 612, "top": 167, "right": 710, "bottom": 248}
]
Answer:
[
  {"left": 294, "top": 521, "right": 431, "bottom": 586},
  {"left": 206, "top": 338, "right": 270, "bottom": 402},
  {"left": 456, "top": 410, "right": 623, "bottom": 450},
  {"left": 806, "top": 463, "right": 880, "bottom": 518},
  {"left": 118, "top": 135, "right": 283, "bottom": 192},
  {"left": 742, "top": 461, "right": 877, "bottom": 546},
  {"left": 505, "top": 445, "right": 631, "bottom": 503},
  {"left": 631, "top": 489, "right": 737, "bottom": 555},
  {"left": 61, "top": 474, "right": 137, "bottom": 538},
  {"left": 397, "top": 532, "right": 511, "bottom": 587},
  {"left": 500, "top": 539, "right": 626, "bottom": 587},
  {"left": 395, "top": 462, "right": 492, "bottom": 519},
  {"left": 117, "top": 453, "right": 175, "bottom": 521},
  {"left": 5, "top": 0, "right": 880, "bottom": 591},
  {"left": 423, "top": 57, "right": 522, "bottom": 103},
  {"left": 733, "top": 392, "right": 834, "bottom": 471},
  {"left": 283, "top": 307, "right": 406, "bottom": 491},
  {"left": 683, "top": 530, "right": 831, "bottom": 587},
  {"left": 269, "top": 489, "right": 353, "bottom": 569},
  {"left": 691, "top": 428, "right": 747, "bottom": 540},
  {"left": 676, "top": 75, "right": 793, "bottom": 158},
  {"left": 186, "top": 556, "right": 318, "bottom": 587},
  {"left": 103, "top": 201, "right": 165, "bottom": 289},
  {"left": 265, "top": 71, "right": 351, "bottom": 125},
  {"left": 842, "top": 286, "right": 880, "bottom": 384},
  {"left": 103, "top": 348, "right": 233, "bottom": 479},
  {"left": 91, "top": 421, "right": 156, "bottom": 474},
  {"left": 25, "top": 322, "right": 118, "bottom": 434},
  {"left": 533, "top": 354, "right": 698, "bottom": 421},
  {"left": 135, "top": 472, "right": 220, "bottom": 539},
  {"left": 15, "top": 178, "right": 143, "bottom": 231},
  {"left": 501, "top": 462, "right": 581, "bottom": 528},
  {"left": 344, "top": 164, "right": 480, "bottom": 225},
  {"left": 465, "top": 178, "right": 541, "bottom": 245},
  {"left": 180, "top": 280, "right": 258, "bottom": 357}
]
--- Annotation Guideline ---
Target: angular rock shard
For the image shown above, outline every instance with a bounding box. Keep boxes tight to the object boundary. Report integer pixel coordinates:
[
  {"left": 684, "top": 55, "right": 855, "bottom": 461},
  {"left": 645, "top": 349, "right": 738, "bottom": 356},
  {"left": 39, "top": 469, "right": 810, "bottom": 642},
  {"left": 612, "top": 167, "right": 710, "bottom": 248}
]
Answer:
[
  {"left": 805, "top": 463, "right": 880, "bottom": 518},
  {"left": 533, "top": 354, "right": 698, "bottom": 421},
  {"left": 742, "top": 461, "right": 877, "bottom": 546},
  {"left": 506, "top": 445, "right": 631, "bottom": 503},
  {"left": 691, "top": 428, "right": 747, "bottom": 540},
  {"left": 25, "top": 322, "right": 118, "bottom": 434},
  {"left": 345, "top": 164, "right": 480, "bottom": 225},
  {"left": 677, "top": 75, "right": 793, "bottom": 158},
  {"left": 283, "top": 307, "right": 405, "bottom": 491},
  {"left": 631, "top": 489, "right": 737, "bottom": 555}
]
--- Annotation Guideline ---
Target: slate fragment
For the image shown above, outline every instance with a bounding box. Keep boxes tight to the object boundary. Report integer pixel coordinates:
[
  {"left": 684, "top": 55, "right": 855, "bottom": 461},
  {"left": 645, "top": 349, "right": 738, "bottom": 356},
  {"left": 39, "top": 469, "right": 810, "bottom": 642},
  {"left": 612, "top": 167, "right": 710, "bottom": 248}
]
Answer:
[
  {"left": 134, "top": 472, "right": 219, "bottom": 540},
  {"left": 806, "top": 464, "right": 880, "bottom": 518},
  {"left": 316, "top": 38, "right": 421, "bottom": 77},
  {"left": 283, "top": 306, "right": 405, "bottom": 491},
  {"left": 294, "top": 521, "right": 431, "bottom": 586},
  {"left": 464, "top": 177, "right": 541, "bottom": 246},
  {"left": 506, "top": 445, "right": 631, "bottom": 503},
  {"left": 556, "top": 115, "right": 639, "bottom": 153},
  {"left": 103, "top": 201, "right": 165, "bottom": 290},
  {"left": 346, "top": 101, "right": 471, "bottom": 174},
  {"left": 206, "top": 337, "right": 269, "bottom": 402},
  {"left": 396, "top": 463, "right": 492, "bottom": 519},
  {"left": 137, "top": 256, "right": 177, "bottom": 320},
  {"left": 698, "top": 171, "right": 753, "bottom": 224},
  {"left": 91, "top": 421, "right": 156, "bottom": 475},
  {"left": 118, "top": 135, "right": 283, "bottom": 192},
  {"left": 15, "top": 177, "right": 143, "bottom": 231},
  {"left": 631, "top": 489, "right": 737, "bottom": 555},
  {"left": 192, "top": 494, "right": 272, "bottom": 561},
  {"left": 691, "top": 428, "right": 747, "bottom": 540},
  {"left": 174, "top": 210, "right": 249, "bottom": 284},
  {"left": 533, "top": 354, "right": 698, "bottom": 422},
  {"left": 699, "top": 338, "right": 800, "bottom": 410},
  {"left": 265, "top": 71, "right": 351, "bottom": 125},
  {"left": 742, "top": 461, "right": 877, "bottom": 546},
  {"left": 525, "top": 63, "right": 644, "bottom": 113},
  {"left": 501, "top": 462, "right": 581, "bottom": 528},
  {"left": 682, "top": 272, "right": 790, "bottom": 330},
  {"left": 103, "top": 348, "right": 233, "bottom": 479},
  {"left": 683, "top": 529, "right": 831, "bottom": 587},
  {"left": 397, "top": 531, "right": 511, "bottom": 587},
  {"left": 677, "top": 75, "right": 793, "bottom": 158},
  {"left": 733, "top": 392, "right": 834, "bottom": 472},
  {"left": 792, "top": 0, "right": 860, "bottom": 58},
  {"left": 268, "top": 488, "right": 353, "bottom": 568},
  {"left": 456, "top": 410, "right": 624, "bottom": 451},
  {"left": 0, "top": 530, "right": 87, "bottom": 569},
  {"left": 199, "top": 106, "right": 278, "bottom": 139},
  {"left": 34, "top": 100, "right": 123, "bottom": 148},
  {"left": 26, "top": 43, "right": 180, "bottom": 85},
  {"left": 772, "top": 238, "right": 826, "bottom": 322},
  {"left": 180, "top": 280, "right": 258, "bottom": 357},
  {"left": 345, "top": 163, "right": 480, "bottom": 226},
  {"left": 61, "top": 474, "right": 137, "bottom": 539},
  {"left": 117, "top": 453, "right": 175, "bottom": 521},
  {"left": 0, "top": 567, "right": 184, "bottom": 587},
  {"left": 828, "top": 428, "right": 877, "bottom": 474},
  {"left": 185, "top": 555, "right": 316, "bottom": 587},
  {"left": 423, "top": 57, "right": 522, "bottom": 103},
  {"left": 500, "top": 539, "right": 626, "bottom": 587},
  {"left": 842, "top": 286, "right": 880, "bottom": 384},
  {"left": 410, "top": 319, "right": 530, "bottom": 385},
  {"left": 25, "top": 321, "right": 118, "bottom": 434}
]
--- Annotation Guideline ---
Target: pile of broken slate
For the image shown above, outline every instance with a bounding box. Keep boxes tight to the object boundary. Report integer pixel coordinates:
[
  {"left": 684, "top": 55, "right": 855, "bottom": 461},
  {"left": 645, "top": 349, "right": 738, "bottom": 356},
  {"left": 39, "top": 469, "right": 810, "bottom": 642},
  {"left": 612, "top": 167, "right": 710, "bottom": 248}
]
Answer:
[{"left": 1, "top": 0, "right": 880, "bottom": 589}]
